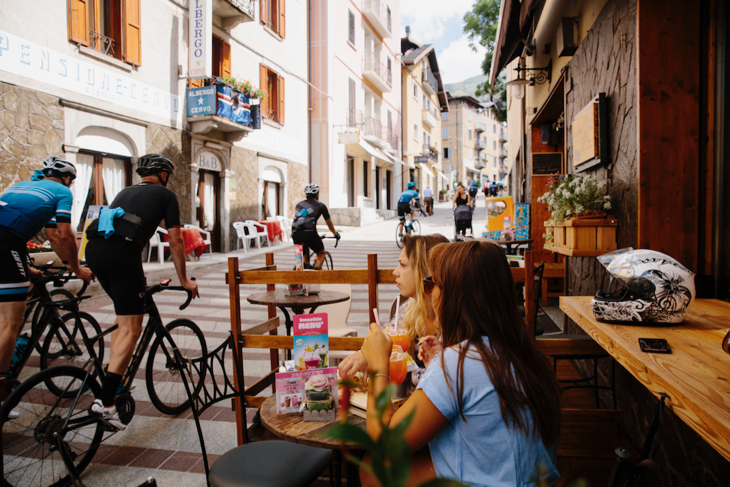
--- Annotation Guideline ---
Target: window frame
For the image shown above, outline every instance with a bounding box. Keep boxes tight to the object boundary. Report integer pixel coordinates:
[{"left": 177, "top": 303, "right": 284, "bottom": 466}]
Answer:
[
  {"left": 260, "top": 64, "right": 285, "bottom": 126},
  {"left": 348, "top": 9, "right": 355, "bottom": 46},
  {"left": 442, "top": 128, "right": 448, "bottom": 139}
]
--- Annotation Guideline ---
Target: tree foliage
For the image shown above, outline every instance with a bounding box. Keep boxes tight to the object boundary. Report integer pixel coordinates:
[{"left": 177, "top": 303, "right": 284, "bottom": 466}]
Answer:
[{"left": 463, "top": 0, "right": 507, "bottom": 122}]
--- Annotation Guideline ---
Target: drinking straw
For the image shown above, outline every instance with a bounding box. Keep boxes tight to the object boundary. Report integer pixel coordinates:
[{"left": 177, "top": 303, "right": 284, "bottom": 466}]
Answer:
[
  {"left": 372, "top": 308, "right": 381, "bottom": 328},
  {"left": 393, "top": 295, "right": 401, "bottom": 333}
]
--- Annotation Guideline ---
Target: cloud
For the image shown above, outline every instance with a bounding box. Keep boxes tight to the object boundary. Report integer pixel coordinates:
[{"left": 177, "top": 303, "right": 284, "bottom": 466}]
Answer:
[
  {"left": 400, "top": 0, "right": 475, "bottom": 44},
  {"left": 436, "top": 34, "right": 488, "bottom": 84}
]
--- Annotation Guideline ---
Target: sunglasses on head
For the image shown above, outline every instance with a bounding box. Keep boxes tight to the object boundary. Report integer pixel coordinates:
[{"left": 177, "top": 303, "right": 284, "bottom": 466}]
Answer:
[{"left": 422, "top": 276, "right": 435, "bottom": 295}]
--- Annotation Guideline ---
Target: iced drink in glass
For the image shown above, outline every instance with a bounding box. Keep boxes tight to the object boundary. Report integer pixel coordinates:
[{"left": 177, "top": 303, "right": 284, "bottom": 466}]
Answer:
[{"left": 389, "top": 345, "right": 407, "bottom": 386}]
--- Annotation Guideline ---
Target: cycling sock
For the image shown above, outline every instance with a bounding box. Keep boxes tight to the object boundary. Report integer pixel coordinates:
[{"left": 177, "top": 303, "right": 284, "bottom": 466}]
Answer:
[{"left": 101, "top": 372, "right": 123, "bottom": 407}]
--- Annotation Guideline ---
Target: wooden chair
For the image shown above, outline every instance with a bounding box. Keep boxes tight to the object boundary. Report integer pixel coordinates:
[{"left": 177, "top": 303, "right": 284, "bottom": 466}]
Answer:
[
  {"left": 176, "top": 325, "right": 332, "bottom": 487},
  {"left": 183, "top": 224, "right": 213, "bottom": 257}
]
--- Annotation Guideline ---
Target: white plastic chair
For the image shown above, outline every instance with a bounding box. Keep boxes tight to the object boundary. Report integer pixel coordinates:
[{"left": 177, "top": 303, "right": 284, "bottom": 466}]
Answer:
[
  {"left": 244, "top": 220, "right": 269, "bottom": 248},
  {"left": 273, "top": 215, "right": 293, "bottom": 242},
  {"left": 183, "top": 224, "right": 213, "bottom": 257},
  {"left": 147, "top": 227, "right": 170, "bottom": 264},
  {"left": 317, "top": 284, "right": 356, "bottom": 365},
  {"left": 232, "top": 222, "right": 259, "bottom": 253}
]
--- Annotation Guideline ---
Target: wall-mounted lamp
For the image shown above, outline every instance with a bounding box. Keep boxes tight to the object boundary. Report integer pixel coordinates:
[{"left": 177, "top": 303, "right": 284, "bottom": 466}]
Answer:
[{"left": 505, "top": 60, "right": 552, "bottom": 87}]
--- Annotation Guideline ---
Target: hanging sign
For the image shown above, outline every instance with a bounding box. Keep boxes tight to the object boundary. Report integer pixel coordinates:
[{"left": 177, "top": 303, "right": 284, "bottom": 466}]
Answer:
[
  {"left": 186, "top": 86, "right": 216, "bottom": 117},
  {"left": 189, "top": 0, "right": 212, "bottom": 79},
  {"left": 197, "top": 151, "right": 221, "bottom": 172},
  {"left": 338, "top": 131, "right": 360, "bottom": 144}
]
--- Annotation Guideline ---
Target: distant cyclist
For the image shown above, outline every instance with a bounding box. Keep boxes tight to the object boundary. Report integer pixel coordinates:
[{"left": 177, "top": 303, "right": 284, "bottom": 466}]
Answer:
[
  {"left": 0, "top": 156, "right": 93, "bottom": 377},
  {"left": 468, "top": 182, "right": 479, "bottom": 213},
  {"left": 397, "top": 182, "right": 420, "bottom": 235},
  {"left": 84, "top": 153, "right": 198, "bottom": 429},
  {"left": 292, "top": 184, "right": 340, "bottom": 270}
]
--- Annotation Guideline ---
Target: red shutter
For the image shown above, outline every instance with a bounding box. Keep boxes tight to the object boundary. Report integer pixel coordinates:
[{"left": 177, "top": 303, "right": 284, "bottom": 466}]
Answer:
[
  {"left": 221, "top": 40, "right": 231, "bottom": 78},
  {"left": 123, "top": 0, "right": 141, "bottom": 66},
  {"left": 67, "top": 0, "right": 89, "bottom": 46},
  {"left": 279, "top": 0, "right": 286, "bottom": 38},
  {"left": 278, "top": 75, "right": 285, "bottom": 125},
  {"left": 260, "top": 64, "right": 269, "bottom": 118}
]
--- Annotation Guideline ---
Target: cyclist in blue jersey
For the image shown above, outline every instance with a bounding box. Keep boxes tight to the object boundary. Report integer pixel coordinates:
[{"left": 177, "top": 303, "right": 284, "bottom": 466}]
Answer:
[
  {"left": 0, "top": 156, "right": 93, "bottom": 376},
  {"left": 398, "top": 182, "right": 420, "bottom": 235}
]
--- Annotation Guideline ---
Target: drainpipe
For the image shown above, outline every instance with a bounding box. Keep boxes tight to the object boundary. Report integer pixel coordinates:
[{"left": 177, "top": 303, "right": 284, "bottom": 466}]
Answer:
[{"left": 307, "top": 0, "right": 313, "bottom": 186}]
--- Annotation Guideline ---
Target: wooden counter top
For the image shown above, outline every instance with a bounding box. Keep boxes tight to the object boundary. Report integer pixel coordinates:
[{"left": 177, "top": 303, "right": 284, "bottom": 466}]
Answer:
[{"left": 560, "top": 297, "right": 730, "bottom": 462}]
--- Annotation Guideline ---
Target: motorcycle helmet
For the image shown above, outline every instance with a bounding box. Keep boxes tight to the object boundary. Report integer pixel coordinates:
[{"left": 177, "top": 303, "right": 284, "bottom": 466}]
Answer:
[{"left": 591, "top": 248, "right": 695, "bottom": 324}]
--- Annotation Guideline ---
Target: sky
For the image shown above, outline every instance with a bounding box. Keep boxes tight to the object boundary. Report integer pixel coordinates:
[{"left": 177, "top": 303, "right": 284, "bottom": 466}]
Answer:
[{"left": 400, "top": 0, "right": 489, "bottom": 85}]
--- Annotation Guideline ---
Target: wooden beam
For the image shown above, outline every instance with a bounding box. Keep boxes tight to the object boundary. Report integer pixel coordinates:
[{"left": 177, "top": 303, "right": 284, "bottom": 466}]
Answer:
[
  {"left": 245, "top": 317, "right": 280, "bottom": 337},
  {"left": 368, "top": 254, "right": 379, "bottom": 324},
  {"left": 239, "top": 269, "right": 370, "bottom": 284},
  {"left": 244, "top": 369, "right": 277, "bottom": 398},
  {"left": 241, "top": 335, "right": 364, "bottom": 351},
  {"left": 228, "top": 256, "right": 245, "bottom": 445}
]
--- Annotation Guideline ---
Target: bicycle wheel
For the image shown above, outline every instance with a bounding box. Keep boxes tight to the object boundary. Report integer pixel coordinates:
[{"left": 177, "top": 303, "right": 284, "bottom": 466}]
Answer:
[
  {"left": 30, "top": 289, "right": 73, "bottom": 331},
  {"left": 395, "top": 222, "right": 405, "bottom": 248},
  {"left": 2, "top": 366, "right": 104, "bottom": 487},
  {"left": 411, "top": 219, "right": 421, "bottom": 235},
  {"left": 40, "top": 312, "right": 104, "bottom": 395},
  {"left": 146, "top": 319, "right": 207, "bottom": 415},
  {"left": 322, "top": 252, "right": 334, "bottom": 270}
]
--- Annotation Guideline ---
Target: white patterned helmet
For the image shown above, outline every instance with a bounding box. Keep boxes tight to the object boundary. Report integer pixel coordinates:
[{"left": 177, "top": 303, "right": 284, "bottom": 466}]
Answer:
[
  {"left": 591, "top": 248, "right": 695, "bottom": 324},
  {"left": 304, "top": 184, "right": 319, "bottom": 196}
]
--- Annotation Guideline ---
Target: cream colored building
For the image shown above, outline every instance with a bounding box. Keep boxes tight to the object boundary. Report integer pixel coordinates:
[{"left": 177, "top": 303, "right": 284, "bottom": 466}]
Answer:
[
  {"left": 442, "top": 94, "right": 484, "bottom": 186},
  {"left": 400, "top": 28, "right": 449, "bottom": 195},
  {"left": 478, "top": 109, "right": 508, "bottom": 185}
]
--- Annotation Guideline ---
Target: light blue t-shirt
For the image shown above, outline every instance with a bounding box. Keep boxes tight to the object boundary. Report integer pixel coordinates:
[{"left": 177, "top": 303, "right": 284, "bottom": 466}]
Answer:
[{"left": 417, "top": 339, "right": 559, "bottom": 487}]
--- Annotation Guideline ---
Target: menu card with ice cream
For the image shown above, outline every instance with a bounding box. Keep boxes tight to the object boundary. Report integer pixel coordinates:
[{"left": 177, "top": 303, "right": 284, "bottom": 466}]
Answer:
[
  {"left": 275, "top": 367, "right": 338, "bottom": 419},
  {"left": 293, "top": 313, "right": 328, "bottom": 370}
]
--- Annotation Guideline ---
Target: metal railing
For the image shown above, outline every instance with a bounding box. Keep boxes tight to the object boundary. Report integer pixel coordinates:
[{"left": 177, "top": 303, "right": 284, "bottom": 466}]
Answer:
[
  {"left": 422, "top": 144, "right": 438, "bottom": 162},
  {"left": 423, "top": 68, "right": 438, "bottom": 93},
  {"left": 363, "top": 0, "right": 392, "bottom": 34},
  {"left": 346, "top": 108, "right": 364, "bottom": 128},
  {"left": 226, "top": 0, "right": 255, "bottom": 19},
  {"left": 89, "top": 30, "right": 115, "bottom": 57},
  {"left": 475, "top": 122, "right": 487, "bottom": 133},
  {"left": 364, "top": 116, "right": 383, "bottom": 139},
  {"left": 363, "top": 52, "right": 392, "bottom": 88}
]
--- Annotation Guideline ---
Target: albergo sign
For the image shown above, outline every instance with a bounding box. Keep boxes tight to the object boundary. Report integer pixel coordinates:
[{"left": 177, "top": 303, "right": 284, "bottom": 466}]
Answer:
[{"left": 189, "top": 0, "right": 212, "bottom": 80}]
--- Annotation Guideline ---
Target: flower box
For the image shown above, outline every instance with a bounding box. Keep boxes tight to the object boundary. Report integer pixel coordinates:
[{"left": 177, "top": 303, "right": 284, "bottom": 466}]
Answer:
[{"left": 544, "top": 216, "right": 618, "bottom": 257}]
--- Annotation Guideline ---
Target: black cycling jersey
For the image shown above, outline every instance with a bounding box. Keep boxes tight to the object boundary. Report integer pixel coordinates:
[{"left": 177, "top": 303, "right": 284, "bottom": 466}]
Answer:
[{"left": 292, "top": 198, "right": 330, "bottom": 234}]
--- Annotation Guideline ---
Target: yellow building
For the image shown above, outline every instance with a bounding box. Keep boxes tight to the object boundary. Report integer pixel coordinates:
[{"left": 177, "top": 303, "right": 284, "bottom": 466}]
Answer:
[
  {"left": 442, "top": 94, "right": 485, "bottom": 186},
  {"left": 400, "top": 27, "right": 449, "bottom": 196}
]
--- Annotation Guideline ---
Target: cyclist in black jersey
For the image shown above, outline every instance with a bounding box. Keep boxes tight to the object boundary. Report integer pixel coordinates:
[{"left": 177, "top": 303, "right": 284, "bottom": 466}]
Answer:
[
  {"left": 292, "top": 184, "right": 339, "bottom": 269},
  {"left": 84, "top": 153, "right": 198, "bottom": 428}
]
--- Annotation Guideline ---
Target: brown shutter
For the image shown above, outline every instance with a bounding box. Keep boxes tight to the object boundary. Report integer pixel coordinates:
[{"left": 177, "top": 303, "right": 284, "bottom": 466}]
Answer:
[
  {"left": 123, "top": 0, "right": 141, "bottom": 66},
  {"left": 67, "top": 0, "right": 89, "bottom": 46},
  {"left": 260, "top": 0, "right": 268, "bottom": 26},
  {"left": 188, "top": 79, "right": 203, "bottom": 89},
  {"left": 260, "top": 64, "right": 269, "bottom": 118},
  {"left": 221, "top": 40, "right": 231, "bottom": 78},
  {"left": 279, "top": 0, "right": 286, "bottom": 38},
  {"left": 278, "top": 75, "right": 285, "bottom": 125}
]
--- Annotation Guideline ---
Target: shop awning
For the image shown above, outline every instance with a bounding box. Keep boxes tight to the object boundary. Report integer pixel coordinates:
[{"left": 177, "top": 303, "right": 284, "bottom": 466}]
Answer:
[
  {"left": 435, "top": 168, "right": 449, "bottom": 183},
  {"left": 347, "top": 138, "right": 399, "bottom": 166},
  {"left": 418, "top": 162, "right": 432, "bottom": 174},
  {"left": 383, "top": 150, "right": 407, "bottom": 167},
  {"left": 489, "top": 0, "right": 541, "bottom": 89}
]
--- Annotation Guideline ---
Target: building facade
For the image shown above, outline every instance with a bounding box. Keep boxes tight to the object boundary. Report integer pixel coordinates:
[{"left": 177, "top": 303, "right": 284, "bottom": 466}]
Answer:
[
  {"left": 476, "top": 108, "right": 508, "bottom": 186},
  {"left": 400, "top": 28, "right": 449, "bottom": 196},
  {"left": 0, "top": 0, "right": 309, "bottom": 253},
  {"left": 309, "top": 0, "right": 402, "bottom": 227},
  {"left": 441, "top": 94, "right": 484, "bottom": 186}
]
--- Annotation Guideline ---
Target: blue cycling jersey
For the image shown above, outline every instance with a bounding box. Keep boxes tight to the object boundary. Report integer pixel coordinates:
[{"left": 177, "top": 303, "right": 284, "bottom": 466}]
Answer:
[
  {"left": 0, "top": 180, "right": 73, "bottom": 241},
  {"left": 398, "top": 189, "right": 419, "bottom": 204}
]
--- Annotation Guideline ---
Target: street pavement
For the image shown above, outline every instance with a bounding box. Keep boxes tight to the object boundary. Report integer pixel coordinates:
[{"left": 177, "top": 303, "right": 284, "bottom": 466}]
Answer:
[{"left": 13, "top": 196, "right": 489, "bottom": 486}]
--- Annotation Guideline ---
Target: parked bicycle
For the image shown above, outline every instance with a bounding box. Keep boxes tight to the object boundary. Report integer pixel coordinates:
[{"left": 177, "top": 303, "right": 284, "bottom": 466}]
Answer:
[
  {"left": 395, "top": 217, "right": 420, "bottom": 248},
  {"left": 302, "top": 233, "right": 340, "bottom": 270},
  {"left": 1, "top": 279, "right": 207, "bottom": 486}
]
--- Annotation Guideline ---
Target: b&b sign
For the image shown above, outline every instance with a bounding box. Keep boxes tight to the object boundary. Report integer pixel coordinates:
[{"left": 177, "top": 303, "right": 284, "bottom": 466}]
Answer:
[
  {"left": 197, "top": 151, "right": 221, "bottom": 172},
  {"left": 189, "top": 0, "right": 212, "bottom": 79}
]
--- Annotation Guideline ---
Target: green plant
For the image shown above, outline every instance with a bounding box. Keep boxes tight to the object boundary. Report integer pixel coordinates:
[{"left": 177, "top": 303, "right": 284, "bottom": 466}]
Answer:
[
  {"left": 537, "top": 174, "right": 612, "bottom": 222},
  {"left": 439, "top": 189, "right": 448, "bottom": 194}
]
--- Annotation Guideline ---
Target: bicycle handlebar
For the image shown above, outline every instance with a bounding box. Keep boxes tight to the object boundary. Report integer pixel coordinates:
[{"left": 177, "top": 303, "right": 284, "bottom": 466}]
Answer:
[
  {"left": 33, "top": 263, "right": 90, "bottom": 297},
  {"left": 319, "top": 234, "right": 341, "bottom": 248},
  {"left": 151, "top": 277, "right": 196, "bottom": 310}
]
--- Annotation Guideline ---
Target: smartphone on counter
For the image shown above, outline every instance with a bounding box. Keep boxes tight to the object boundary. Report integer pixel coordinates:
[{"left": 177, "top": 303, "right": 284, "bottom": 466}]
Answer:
[{"left": 639, "top": 338, "right": 671, "bottom": 354}]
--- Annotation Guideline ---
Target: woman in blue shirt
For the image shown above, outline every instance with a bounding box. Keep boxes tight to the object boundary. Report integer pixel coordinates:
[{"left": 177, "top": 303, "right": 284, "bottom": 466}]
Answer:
[{"left": 361, "top": 240, "right": 562, "bottom": 487}]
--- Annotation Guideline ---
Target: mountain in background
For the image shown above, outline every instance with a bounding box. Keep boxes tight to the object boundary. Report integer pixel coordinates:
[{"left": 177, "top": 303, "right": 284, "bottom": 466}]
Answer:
[{"left": 444, "top": 74, "right": 491, "bottom": 103}]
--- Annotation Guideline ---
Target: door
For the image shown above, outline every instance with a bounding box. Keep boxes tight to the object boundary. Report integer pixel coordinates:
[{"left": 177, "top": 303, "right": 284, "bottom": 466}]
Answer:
[
  {"left": 386, "top": 170, "right": 392, "bottom": 210},
  {"left": 375, "top": 166, "right": 380, "bottom": 210},
  {"left": 197, "top": 170, "right": 220, "bottom": 251},
  {"left": 347, "top": 156, "right": 355, "bottom": 207},
  {"left": 74, "top": 151, "right": 131, "bottom": 232},
  {"left": 263, "top": 181, "right": 280, "bottom": 217}
]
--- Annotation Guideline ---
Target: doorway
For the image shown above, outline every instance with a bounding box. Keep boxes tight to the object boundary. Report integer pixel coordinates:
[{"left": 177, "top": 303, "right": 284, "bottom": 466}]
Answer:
[
  {"left": 347, "top": 156, "right": 355, "bottom": 207},
  {"left": 263, "top": 181, "right": 280, "bottom": 217},
  {"left": 74, "top": 151, "right": 132, "bottom": 231},
  {"left": 196, "top": 170, "right": 220, "bottom": 251},
  {"left": 375, "top": 166, "right": 381, "bottom": 210},
  {"left": 385, "top": 170, "right": 392, "bottom": 209}
]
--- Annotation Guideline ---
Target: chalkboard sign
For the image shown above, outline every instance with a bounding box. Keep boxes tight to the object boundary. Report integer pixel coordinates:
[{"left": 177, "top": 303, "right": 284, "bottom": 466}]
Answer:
[
  {"left": 532, "top": 152, "right": 562, "bottom": 175},
  {"left": 414, "top": 155, "right": 429, "bottom": 165}
]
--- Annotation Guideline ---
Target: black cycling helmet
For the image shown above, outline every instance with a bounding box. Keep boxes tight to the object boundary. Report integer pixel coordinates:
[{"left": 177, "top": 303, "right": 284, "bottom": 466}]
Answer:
[
  {"left": 136, "top": 153, "right": 174, "bottom": 177},
  {"left": 42, "top": 156, "right": 76, "bottom": 181}
]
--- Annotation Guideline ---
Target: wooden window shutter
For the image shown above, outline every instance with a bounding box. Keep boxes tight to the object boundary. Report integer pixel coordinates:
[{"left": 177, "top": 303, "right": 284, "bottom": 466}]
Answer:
[
  {"left": 348, "top": 10, "right": 355, "bottom": 45},
  {"left": 188, "top": 79, "right": 203, "bottom": 89},
  {"left": 67, "top": 0, "right": 89, "bottom": 46},
  {"left": 260, "top": 64, "right": 269, "bottom": 118},
  {"left": 278, "top": 75, "right": 285, "bottom": 125},
  {"left": 260, "top": 0, "right": 268, "bottom": 26},
  {"left": 221, "top": 40, "right": 231, "bottom": 78},
  {"left": 123, "top": 0, "right": 141, "bottom": 66},
  {"left": 279, "top": 0, "right": 286, "bottom": 38}
]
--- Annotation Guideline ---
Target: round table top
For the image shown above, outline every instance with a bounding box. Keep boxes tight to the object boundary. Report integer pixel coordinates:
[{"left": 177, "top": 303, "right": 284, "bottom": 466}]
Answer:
[
  {"left": 246, "top": 289, "right": 350, "bottom": 309},
  {"left": 260, "top": 395, "right": 365, "bottom": 450}
]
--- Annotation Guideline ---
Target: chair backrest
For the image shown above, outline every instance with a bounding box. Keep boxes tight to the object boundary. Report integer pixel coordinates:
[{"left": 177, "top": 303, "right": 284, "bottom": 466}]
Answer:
[
  {"left": 532, "top": 263, "right": 545, "bottom": 336},
  {"left": 318, "top": 284, "right": 352, "bottom": 334},
  {"left": 389, "top": 295, "right": 409, "bottom": 323},
  {"left": 232, "top": 221, "right": 250, "bottom": 237}
]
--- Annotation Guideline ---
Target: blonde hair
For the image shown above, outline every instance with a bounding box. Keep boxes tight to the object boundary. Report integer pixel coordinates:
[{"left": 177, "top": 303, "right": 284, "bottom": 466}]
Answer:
[{"left": 400, "top": 234, "right": 449, "bottom": 353}]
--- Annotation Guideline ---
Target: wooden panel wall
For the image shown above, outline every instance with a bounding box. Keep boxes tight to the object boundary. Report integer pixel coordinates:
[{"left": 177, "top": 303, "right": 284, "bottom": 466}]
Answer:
[
  {"left": 637, "top": 0, "right": 701, "bottom": 271},
  {"left": 530, "top": 126, "right": 563, "bottom": 263}
]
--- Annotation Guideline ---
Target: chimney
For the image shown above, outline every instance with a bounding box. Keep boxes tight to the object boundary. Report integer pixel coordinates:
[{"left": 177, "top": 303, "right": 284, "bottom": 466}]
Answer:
[{"left": 405, "top": 26, "right": 411, "bottom": 37}]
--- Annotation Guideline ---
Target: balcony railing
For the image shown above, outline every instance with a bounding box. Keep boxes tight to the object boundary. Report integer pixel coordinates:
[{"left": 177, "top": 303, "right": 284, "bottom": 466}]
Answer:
[
  {"left": 422, "top": 68, "right": 438, "bottom": 95},
  {"left": 499, "top": 131, "right": 507, "bottom": 142},
  {"left": 363, "top": 52, "right": 392, "bottom": 92},
  {"left": 364, "top": 116, "right": 383, "bottom": 140},
  {"left": 475, "top": 139, "right": 486, "bottom": 150},
  {"left": 213, "top": 0, "right": 255, "bottom": 30},
  {"left": 384, "top": 128, "right": 399, "bottom": 152},
  {"left": 89, "top": 30, "right": 115, "bottom": 57},
  {"left": 422, "top": 144, "right": 438, "bottom": 162},
  {"left": 346, "top": 107, "right": 364, "bottom": 129},
  {"left": 499, "top": 148, "right": 508, "bottom": 158},
  {"left": 422, "top": 109, "right": 438, "bottom": 129},
  {"left": 363, "top": 0, "right": 391, "bottom": 38},
  {"left": 475, "top": 122, "right": 486, "bottom": 133}
]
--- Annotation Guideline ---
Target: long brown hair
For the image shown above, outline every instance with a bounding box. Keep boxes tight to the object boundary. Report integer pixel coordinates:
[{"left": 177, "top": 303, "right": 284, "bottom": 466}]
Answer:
[
  {"left": 400, "top": 234, "right": 449, "bottom": 349},
  {"left": 428, "top": 241, "right": 562, "bottom": 447}
]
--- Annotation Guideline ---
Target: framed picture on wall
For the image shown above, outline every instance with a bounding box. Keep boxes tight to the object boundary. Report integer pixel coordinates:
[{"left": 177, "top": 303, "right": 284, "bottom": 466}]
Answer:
[{"left": 571, "top": 93, "right": 608, "bottom": 172}]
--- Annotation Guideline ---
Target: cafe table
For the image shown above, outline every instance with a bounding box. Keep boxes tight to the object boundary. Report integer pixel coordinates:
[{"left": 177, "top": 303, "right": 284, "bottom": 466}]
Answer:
[
  {"left": 258, "top": 219, "right": 284, "bottom": 244},
  {"left": 260, "top": 395, "right": 364, "bottom": 487},
  {"left": 477, "top": 237, "right": 533, "bottom": 255},
  {"left": 560, "top": 297, "right": 730, "bottom": 462}
]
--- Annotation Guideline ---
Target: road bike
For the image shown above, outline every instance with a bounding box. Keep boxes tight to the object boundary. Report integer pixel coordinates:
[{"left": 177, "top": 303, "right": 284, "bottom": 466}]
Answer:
[
  {"left": 395, "top": 217, "right": 420, "bottom": 248},
  {"left": 302, "top": 233, "right": 340, "bottom": 270},
  {"left": 1, "top": 279, "right": 206, "bottom": 486}
]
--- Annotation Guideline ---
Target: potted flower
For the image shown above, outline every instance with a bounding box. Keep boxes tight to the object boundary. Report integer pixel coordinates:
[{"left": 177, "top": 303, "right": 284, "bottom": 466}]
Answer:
[
  {"left": 438, "top": 189, "right": 448, "bottom": 202},
  {"left": 538, "top": 174, "right": 617, "bottom": 256}
]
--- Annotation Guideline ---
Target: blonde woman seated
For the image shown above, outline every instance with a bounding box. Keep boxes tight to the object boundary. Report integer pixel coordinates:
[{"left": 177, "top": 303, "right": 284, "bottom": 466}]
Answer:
[
  {"left": 360, "top": 241, "right": 562, "bottom": 487},
  {"left": 338, "top": 234, "right": 448, "bottom": 386}
]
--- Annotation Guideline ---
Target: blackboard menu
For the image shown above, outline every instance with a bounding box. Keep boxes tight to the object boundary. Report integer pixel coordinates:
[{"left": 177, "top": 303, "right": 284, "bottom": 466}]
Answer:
[{"left": 532, "top": 152, "right": 562, "bottom": 175}]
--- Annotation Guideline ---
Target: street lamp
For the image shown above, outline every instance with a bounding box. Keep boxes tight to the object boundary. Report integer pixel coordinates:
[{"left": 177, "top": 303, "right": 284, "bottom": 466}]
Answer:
[{"left": 505, "top": 60, "right": 552, "bottom": 87}]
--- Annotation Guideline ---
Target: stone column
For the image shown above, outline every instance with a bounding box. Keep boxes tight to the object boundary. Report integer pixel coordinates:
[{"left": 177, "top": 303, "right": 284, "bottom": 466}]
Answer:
[
  {"left": 220, "top": 169, "right": 231, "bottom": 253},
  {"left": 190, "top": 164, "right": 199, "bottom": 226}
]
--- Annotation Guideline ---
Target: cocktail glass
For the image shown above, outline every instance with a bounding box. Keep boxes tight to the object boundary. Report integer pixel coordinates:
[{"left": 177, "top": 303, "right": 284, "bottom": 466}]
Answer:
[
  {"left": 389, "top": 345, "right": 407, "bottom": 386},
  {"left": 386, "top": 329, "right": 410, "bottom": 354}
]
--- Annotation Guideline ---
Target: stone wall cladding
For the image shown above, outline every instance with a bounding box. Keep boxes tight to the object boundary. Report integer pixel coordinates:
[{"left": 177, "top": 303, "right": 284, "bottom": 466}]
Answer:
[
  {"left": 145, "top": 123, "right": 192, "bottom": 223},
  {"left": 0, "top": 82, "right": 65, "bottom": 195},
  {"left": 287, "top": 162, "right": 307, "bottom": 218},
  {"left": 229, "top": 145, "right": 259, "bottom": 249}
]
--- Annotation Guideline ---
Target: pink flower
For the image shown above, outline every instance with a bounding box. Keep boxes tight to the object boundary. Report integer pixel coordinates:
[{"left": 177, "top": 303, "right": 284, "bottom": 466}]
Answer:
[{"left": 308, "top": 374, "right": 329, "bottom": 389}]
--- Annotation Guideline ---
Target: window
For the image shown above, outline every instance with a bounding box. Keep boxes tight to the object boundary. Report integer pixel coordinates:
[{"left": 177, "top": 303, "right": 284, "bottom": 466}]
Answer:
[
  {"left": 67, "top": 0, "right": 141, "bottom": 65},
  {"left": 363, "top": 160, "right": 369, "bottom": 197},
  {"left": 442, "top": 112, "right": 449, "bottom": 121},
  {"left": 414, "top": 124, "right": 419, "bottom": 141},
  {"left": 348, "top": 10, "right": 355, "bottom": 45},
  {"left": 443, "top": 147, "right": 450, "bottom": 159},
  {"left": 189, "top": 35, "right": 230, "bottom": 89},
  {"left": 423, "top": 132, "right": 429, "bottom": 148},
  {"left": 423, "top": 94, "right": 427, "bottom": 109},
  {"left": 467, "top": 110, "right": 471, "bottom": 122},
  {"left": 493, "top": 140, "right": 497, "bottom": 150},
  {"left": 261, "top": 0, "right": 286, "bottom": 38},
  {"left": 493, "top": 124, "right": 496, "bottom": 133},
  {"left": 386, "top": 6, "right": 391, "bottom": 32},
  {"left": 75, "top": 151, "right": 132, "bottom": 231},
  {"left": 442, "top": 128, "right": 448, "bottom": 139},
  {"left": 387, "top": 57, "right": 392, "bottom": 81},
  {"left": 260, "top": 64, "right": 285, "bottom": 125},
  {"left": 494, "top": 156, "right": 497, "bottom": 166},
  {"left": 468, "top": 129, "right": 472, "bottom": 140},
  {"left": 413, "top": 81, "right": 418, "bottom": 98}
]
